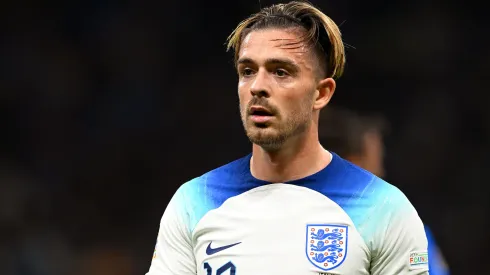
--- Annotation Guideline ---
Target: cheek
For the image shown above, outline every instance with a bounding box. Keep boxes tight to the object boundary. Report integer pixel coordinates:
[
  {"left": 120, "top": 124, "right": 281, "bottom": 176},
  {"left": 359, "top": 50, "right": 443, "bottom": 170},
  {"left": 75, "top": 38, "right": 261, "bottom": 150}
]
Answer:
[
  {"left": 277, "top": 98, "right": 301, "bottom": 117},
  {"left": 282, "top": 90, "right": 314, "bottom": 112},
  {"left": 237, "top": 87, "right": 249, "bottom": 110},
  {"left": 238, "top": 79, "right": 249, "bottom": 95}
]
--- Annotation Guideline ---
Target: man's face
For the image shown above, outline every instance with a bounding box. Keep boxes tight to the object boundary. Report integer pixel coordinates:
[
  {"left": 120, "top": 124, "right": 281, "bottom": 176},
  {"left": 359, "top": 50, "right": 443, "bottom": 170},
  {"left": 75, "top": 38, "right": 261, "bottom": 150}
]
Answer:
[{"left": 236, "top": 28, "right": 323, "bottom": 150}]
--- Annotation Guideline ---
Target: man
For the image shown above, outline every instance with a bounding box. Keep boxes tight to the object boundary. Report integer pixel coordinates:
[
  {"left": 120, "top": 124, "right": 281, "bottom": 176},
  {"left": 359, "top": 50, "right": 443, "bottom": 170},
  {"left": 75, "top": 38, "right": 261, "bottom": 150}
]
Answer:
[
  {"left": 146, "top": 2, "right": 429, "bottom": 274},
  {"left": 319, "top": 106, "right": 450, "bottom": 275}
]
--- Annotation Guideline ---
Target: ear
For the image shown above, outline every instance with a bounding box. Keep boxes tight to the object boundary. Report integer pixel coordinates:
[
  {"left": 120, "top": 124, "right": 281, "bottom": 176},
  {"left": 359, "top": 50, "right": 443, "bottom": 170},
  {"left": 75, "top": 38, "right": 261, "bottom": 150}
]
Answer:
[{"left": 313, "top": 78, "right": 336, "bottom": 110}]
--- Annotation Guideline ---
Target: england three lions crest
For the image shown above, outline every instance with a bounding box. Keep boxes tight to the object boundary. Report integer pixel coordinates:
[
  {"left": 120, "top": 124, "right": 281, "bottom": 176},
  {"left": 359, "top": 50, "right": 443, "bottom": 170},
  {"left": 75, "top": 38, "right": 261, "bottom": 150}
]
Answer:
[{"left": 306, "top": 224, "right": 348, "bottom": 271}]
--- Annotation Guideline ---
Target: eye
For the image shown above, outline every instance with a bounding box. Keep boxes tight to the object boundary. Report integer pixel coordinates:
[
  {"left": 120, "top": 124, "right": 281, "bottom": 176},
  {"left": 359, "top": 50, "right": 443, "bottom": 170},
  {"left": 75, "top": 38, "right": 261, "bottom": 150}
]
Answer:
[
  {"left": 275, "top": 69, "right": 289, "bottom": 77},
  {"left": 240, "top": 68, "right": 254, "bottom": 77}
]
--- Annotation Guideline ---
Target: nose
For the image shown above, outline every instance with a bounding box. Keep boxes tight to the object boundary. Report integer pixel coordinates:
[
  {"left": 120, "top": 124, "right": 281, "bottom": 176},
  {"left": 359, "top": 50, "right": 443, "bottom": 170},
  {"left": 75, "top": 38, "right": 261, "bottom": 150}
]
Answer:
[{"left": 250, "top": 69, "right": 270, "bottom": 98}]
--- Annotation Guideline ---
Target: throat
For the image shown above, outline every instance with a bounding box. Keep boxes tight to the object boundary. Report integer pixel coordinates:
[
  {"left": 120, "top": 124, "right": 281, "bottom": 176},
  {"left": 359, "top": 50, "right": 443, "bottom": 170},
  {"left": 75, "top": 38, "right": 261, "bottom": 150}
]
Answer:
[{"left": 250, "top": 143, "right": 332, "bottom": 183}]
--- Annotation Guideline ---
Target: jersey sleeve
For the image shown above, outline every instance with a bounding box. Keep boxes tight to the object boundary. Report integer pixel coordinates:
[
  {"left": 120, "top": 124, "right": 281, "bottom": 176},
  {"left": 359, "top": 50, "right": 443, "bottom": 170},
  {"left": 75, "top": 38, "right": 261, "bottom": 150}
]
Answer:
[
  {"left": 370, "top": 190, "right": 429, "bottom": 275},
  {"left": 146, "top": 186, "right": 196, "bottom": 275}
]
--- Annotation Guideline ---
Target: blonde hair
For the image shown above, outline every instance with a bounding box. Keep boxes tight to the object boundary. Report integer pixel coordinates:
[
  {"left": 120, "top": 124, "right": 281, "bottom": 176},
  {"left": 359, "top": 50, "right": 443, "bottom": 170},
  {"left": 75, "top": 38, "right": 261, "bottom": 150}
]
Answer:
[{"left": 226, "top": 1, "right": 346, "bottom": 79}]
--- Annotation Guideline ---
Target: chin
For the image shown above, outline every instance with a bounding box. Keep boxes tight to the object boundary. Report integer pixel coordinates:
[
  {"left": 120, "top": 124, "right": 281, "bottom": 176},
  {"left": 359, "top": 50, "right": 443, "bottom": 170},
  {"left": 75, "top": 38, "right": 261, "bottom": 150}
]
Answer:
[
  {"left": 250, "top": 138, "right": 284, "bottom": 151},
  {"left": 246, "top": 128, "right": 287, "bottom": 150}
]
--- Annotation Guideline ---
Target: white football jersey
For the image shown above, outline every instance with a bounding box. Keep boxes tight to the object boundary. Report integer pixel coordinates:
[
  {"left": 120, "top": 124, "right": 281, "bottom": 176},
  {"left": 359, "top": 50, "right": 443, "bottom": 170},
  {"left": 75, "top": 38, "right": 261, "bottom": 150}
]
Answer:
[{"left": 146, "top": 153, "right": 429, "bottom": 275}]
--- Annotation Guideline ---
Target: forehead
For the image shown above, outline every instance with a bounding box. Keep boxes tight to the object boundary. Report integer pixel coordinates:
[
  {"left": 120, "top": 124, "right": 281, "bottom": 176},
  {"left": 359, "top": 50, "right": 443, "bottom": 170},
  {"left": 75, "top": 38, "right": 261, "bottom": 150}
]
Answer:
[{"left": 238, "top": 29, "right": 317, "bottom": 68}]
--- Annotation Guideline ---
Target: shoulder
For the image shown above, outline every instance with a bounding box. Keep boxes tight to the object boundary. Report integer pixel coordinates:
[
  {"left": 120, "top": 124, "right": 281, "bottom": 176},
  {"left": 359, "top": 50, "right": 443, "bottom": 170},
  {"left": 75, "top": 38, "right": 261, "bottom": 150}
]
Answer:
[
  {"left": 337, "top": 156, "right": 413, "bottom": 213},
  {"left": 313, "top": 154, "right": 411, "bottom": 214},
  {"left": 172, "top": 154, "right": 258, "bottom": 231},
  {"left": 321, "top": 155, "right": 419, "bottom": 243},
  {"left": 344, "top": 162, "right": 424, "bottom": 249},
  {"left": 351, "top": 161, "right": 416, "bottom": 225}
]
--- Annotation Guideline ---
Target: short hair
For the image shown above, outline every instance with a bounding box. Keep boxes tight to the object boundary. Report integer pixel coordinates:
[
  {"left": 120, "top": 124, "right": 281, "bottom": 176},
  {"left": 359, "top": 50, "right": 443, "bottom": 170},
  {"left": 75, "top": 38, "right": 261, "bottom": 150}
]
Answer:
[
  {"left": 319, "top": 107, "right": 389, "bottom": 157},
  {"left": 226, "top": 1, "right": 346, "bottom": 79}
]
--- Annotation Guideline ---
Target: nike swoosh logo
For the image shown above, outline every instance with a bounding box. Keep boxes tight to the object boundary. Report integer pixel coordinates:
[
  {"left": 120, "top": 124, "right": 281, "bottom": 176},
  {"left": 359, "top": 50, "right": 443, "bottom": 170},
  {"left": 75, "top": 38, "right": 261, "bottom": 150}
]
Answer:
[{"left": 205, "top": 241, "right": 241, "bottom": 255}]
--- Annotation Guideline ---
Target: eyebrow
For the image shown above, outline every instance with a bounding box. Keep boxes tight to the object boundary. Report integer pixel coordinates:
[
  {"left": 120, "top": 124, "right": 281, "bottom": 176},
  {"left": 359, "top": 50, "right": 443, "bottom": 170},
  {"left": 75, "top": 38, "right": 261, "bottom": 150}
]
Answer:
[{"left": 237, "top": 57, "right": 300, "bottom": 71}]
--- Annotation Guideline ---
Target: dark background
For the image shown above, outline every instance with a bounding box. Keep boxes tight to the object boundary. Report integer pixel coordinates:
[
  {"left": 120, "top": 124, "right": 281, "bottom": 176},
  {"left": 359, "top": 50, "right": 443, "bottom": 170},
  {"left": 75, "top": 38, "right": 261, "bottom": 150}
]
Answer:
[{"left": 1, "top": 0, "right": 488, "bottom": 274}]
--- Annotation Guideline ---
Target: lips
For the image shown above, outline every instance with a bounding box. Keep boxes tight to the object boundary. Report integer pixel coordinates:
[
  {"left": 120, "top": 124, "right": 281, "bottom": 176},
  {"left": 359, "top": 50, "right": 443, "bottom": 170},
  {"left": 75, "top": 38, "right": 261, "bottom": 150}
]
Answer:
[
  {"left": 249, "top": 106, "right": 274, "bottom": 124},
  {"left": 249, "top": 106, "right": 273, "bottom": 116}
]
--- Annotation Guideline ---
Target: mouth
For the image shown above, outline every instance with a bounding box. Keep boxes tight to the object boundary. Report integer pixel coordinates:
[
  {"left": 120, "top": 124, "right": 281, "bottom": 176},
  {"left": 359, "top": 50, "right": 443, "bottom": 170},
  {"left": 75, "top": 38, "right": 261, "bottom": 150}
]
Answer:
[
  {"left": 249, "top": 106, "right": 273, "bottom": 117},
  {"left": 249, "top": 106, "right": 274, "bottom": 124}
]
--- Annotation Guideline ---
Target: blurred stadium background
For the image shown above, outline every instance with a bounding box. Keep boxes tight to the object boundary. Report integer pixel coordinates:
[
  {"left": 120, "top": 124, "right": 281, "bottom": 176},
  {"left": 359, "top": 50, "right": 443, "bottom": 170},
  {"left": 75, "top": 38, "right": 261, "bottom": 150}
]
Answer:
[{"left": 1, "top": 0, "right": 488, "bottom": 274}]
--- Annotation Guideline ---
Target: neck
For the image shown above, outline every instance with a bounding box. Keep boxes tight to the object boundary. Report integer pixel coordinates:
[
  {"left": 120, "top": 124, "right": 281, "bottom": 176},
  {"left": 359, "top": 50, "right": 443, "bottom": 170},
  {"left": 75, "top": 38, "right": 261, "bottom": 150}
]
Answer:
[{"left": 250, "top": 125, "right": 332, "bottom": 183}]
